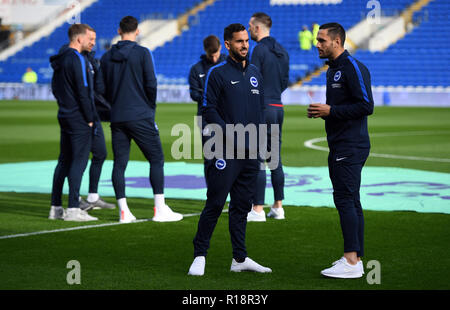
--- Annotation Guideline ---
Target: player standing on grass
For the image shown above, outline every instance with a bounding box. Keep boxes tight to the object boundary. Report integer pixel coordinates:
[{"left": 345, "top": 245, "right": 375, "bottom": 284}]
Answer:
[
  {"left": 188, "top": 35, "right": 226, "bottom": 183},
  {"left": 49, "top": 41, "right": 115, "bottom": 217},
  {"left": 247, "top": 12, "right": 289, "bottom": 222},
  {"left": 48, "top": 24, "right": 98, "bottom": 222},
  {"left": 188, "top": 23, "right": 271, "bottom": 276},
  {"left": 100, "top": 16, "right": 182, "bottom": 223},
  {"left": 307, "top": 23, "right": 374, "bottom": 278}
]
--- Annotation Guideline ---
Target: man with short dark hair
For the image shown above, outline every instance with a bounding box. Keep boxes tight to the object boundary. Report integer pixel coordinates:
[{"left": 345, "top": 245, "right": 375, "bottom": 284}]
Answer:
[
  {"left": 189, "top": 35, "right": 227, "bottom": 183},
  {"left": 100, "top": 16, "right": 182, "bottom": 223},
  {"left": 188, "top": 23, "right": 271, "bottom": 276},
  {"left": 48, "top": 23, "right": 98, "bottom": 221},
  {"left": 307, "top": 22, "right": 374, "bottom": 278},
  {"left": 189, "top": 35, "right": 226, "bottom": 121},
  {"left": 247, "top": 12, "right": 289, "bottom": 222}
]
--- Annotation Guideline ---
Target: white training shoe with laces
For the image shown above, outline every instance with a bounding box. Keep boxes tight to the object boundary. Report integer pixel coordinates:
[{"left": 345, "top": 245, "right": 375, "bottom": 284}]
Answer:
[
  {"left": 247, "top": 209, "right": 266, "bottom": 222},
  {"left": 230, "top": 257, "right": 272, "bottom": 273},
  {"left": 152, "top": 205, "right": 183, "bottom": 222},
  {"left": 188, "top": 256, "right": 206, "bottom": 276},
  {"left": 331, "top": 258, "right": 364, "bottom": 274},
  {"left": 119, "top": 209, "right": 137, "bottom": 223},
  {"left": 321, "top": 257, "right": 363, "bottom": 278},
  {"left": 267, "top": 207, "right": 285, "bottom": 220},
  {"left": 64, "top": 208, "right": 98, "bottom": 222}
]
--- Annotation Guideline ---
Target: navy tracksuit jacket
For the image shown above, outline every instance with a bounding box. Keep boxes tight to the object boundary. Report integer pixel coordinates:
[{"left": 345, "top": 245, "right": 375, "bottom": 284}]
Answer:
[
  {"left": 250, "top": 36, "right": 289, "bottom": 205},
  {"left": 100, "top": 40, "right": 157, "bottom": 123},
  {"left": 189, "top": 53, "right": 228, "bottom": 183},
  {"left": 100, "top": 40, "right": 164, "bottom": 199},
  {"left": 50, "top": 45, "right": 108, "bottom": 207},
  {"left": 50, "top": 47, "right": 97, "bottom": 208},
  {"left": 189, "top": 53, "right": 227, "bottom": 117},
  {"left": 193, "top": 56, "right": 265, "bottom": 260},
  {"left": 324, "top": 50, "right": 374, "bottom": 257}
]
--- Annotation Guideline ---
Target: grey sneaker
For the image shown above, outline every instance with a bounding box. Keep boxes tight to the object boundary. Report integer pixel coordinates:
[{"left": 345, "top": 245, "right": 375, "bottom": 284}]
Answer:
[
  {"left": 79, "top": 197, "right": 94, "bottom": 211},
  {"left": 89, "top": 198, "right": 116, "bottom": 210},
  {"left": 49, "top": 206, "right": 65, "bottom": 220},
  {"left": 64, "top": 208, "right": 98, "bottom": 222},
  {"left": 230, "top": 257, "right": 272, "bottom": 273}
]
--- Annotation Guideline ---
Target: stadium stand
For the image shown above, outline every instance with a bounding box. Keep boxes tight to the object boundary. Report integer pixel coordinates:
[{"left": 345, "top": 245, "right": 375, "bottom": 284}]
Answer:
[
  {"left": 305, "top": 0, "right": 449, "bottom": 87},
  {"left": 0, "top": 0, "right": 447, "bottom": 88},
  {"left": 0, "top": 0, "right": 200, "bottom": 83}
]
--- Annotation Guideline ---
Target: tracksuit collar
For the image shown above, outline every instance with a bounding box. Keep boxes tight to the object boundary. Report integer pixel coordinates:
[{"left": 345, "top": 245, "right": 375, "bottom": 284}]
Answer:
[
  {"left": 326, "top": 49, "right": 350, "bottom": 68},
  {"left": 226, "top": 55, "right": 250, "bottom": 72}
]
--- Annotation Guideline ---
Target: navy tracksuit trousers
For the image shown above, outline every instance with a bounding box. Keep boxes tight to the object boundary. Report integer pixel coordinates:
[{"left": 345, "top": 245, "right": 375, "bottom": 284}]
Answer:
[
  {"left": 51, "top": 117, "right": 94, "bottom": 208},
  {"left": 328, "top": 148, "right": 369, "bottom": 257},
  {"left": 51, "top": 120, "right": 107, "bottom": 207},
  {"left": 110, "top": 118, "right": 164, "bottom": 199},
  {"left": 193, "top": 158, "right": 260, "bottom": 260},
  {"left": 254, "top": 107, "right": 285, "bottom": 205}
]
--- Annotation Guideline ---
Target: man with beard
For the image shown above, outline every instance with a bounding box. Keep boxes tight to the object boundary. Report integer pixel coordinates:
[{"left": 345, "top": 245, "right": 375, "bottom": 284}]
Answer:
[
  {"left": 50, "top": 34, "right": 114, "bottom": 217},
  {"left": 48, "top": 24, "right": 98, "bottom": 221},
  {"left": 188, "top": 23, "right": 271, "bottom": 276},
  {"left": 307, "top": 23, "right": 374, "bottom": 278}
]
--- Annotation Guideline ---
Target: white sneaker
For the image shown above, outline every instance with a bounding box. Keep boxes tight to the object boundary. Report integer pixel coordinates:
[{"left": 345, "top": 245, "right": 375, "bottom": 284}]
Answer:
[
  {"left": 358, "top": 260, "right": 364, "bottom": 274},
  {"left": 331, "top": 258, "right": 365, "bottom": 274},
  {"left": 267, "top": 207, "right": 285, "bottom": 220},
  {"left": 188, "top": 256, "right": 206, "bottom": 276},
  {"left": 321, "top": 257, "right": 363, "bottom": 278},
  {"left": 152, "top": 205, "right": 183, "bottom": 222},
  {"left": 49, "top": 206, "right": 65, "bottom": 220},
  {"left": 64, "top": 208, "right": 98, "bottom": 222},
  {"left": 247, "top": 209, "right": 266, "bottom": 222},
  {"left": 119, "top": 209, "right": 136, "bottom": 223},
  {"left": 230, "top": 257, "right": 272, "bottom": 273}
]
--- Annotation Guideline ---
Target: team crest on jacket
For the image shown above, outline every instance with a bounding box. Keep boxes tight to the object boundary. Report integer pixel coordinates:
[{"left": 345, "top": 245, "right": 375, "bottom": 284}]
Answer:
[
  {"left": 215, "top": 159, "right": 226, "bottom": 170},
  {"left": 250, "top": 76, "right": 258, "bottom": 87},
  {"left": 334, "top": 71, "right": 341, "bottom": 82}
]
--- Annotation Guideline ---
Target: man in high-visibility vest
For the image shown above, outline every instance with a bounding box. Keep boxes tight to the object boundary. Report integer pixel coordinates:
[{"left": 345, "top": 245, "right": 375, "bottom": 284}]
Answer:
[
  {"left": 298, "top": 25, "right": 313, "bottom": 51},
  {"left": 312, "top": 22, "right": 320, "bottom": 46},
  {"left": 22, "top": 67, "right": 37, "bottom": 84}
]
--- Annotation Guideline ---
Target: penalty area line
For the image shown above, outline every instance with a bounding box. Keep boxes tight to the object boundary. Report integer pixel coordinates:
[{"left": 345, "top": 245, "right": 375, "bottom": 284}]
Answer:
[{"left": 304, "top": 131, "right": 450, "bottom": 163}]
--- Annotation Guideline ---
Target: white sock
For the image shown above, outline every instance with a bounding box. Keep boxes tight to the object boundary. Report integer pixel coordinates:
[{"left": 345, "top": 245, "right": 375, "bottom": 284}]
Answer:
[
  {"left": 154, "top": 194, "right": 165, "bottom": 210},
  {"left": 87, "top": 193, "right": 99, "bottom": 203},
  {"left": 51, "top": 205, "right": 62, "bottom": 209},
  {"left": 117, "top": 198, "right": 130, "bottom": 213}
]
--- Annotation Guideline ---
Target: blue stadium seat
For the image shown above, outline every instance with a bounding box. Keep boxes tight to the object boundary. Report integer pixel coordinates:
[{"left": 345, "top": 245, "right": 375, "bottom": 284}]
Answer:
[{"left": 1, "top": 0, "right": 447, "bottom": 88}]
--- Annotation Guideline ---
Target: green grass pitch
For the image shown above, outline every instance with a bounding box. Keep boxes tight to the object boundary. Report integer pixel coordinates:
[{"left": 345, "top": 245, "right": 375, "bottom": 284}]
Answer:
[{"left": 0, "top": 100, "right": 449, "bottom": 290}]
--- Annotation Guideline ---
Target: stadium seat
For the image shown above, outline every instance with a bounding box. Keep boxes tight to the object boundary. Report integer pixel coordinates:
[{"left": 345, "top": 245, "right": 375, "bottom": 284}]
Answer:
[{"left": 1, "top": 0, "right": 447, "bottom": 88}]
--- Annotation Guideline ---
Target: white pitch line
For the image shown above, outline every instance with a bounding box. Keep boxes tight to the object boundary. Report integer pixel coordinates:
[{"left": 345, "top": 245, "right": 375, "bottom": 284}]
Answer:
[
  {"left": 304, "top": 131, "right": 450, "bottom": 163},
  {"left": 0, "top": 211, "right": 204, "bottom": 240}
]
